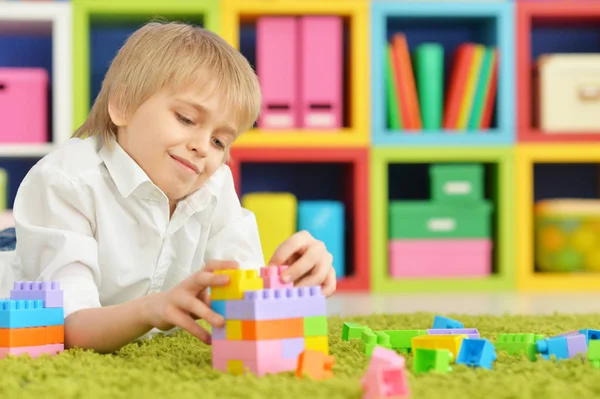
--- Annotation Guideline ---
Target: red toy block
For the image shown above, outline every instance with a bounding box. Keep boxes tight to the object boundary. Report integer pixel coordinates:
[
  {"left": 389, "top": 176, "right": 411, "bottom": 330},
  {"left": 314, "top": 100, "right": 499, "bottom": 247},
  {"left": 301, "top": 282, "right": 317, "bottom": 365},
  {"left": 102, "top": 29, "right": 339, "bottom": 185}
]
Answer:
[{"left": 260, "top": 266, "right": 293, "bottom": 289}]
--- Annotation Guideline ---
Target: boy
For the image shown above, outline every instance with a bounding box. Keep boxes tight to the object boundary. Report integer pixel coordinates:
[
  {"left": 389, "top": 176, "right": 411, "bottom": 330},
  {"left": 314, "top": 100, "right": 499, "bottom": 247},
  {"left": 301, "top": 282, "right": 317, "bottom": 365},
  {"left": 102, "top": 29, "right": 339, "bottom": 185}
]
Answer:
[{"left": 0, "top": 21, "right": 336, "bottom": 353}]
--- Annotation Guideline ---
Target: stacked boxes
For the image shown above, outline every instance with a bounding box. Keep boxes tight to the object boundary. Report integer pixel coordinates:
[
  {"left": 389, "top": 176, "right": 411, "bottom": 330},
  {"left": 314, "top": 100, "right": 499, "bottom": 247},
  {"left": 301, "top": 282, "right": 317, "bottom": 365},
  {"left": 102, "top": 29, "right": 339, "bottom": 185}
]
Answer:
[
  {"left": 388, "top": 163, "right": 493, "bottom": 278},
  {"left": 210, "top": 266, "right": 329, "bottom": 377},
  {"left": 0, "top": 281, "right": 64, "bottom": 359}
]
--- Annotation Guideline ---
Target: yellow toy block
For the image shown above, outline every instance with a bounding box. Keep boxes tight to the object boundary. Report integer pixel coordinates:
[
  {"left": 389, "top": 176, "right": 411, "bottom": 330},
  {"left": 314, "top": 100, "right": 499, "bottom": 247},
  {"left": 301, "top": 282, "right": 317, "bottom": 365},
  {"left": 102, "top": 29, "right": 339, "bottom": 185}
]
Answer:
[
  {"left": 227, "top": 360, "right": 245, "bottom": 376},
  {"left": 226, "top": 320, "right": 242, "bottom": 340},
  {"left": 211, "top": 269, "right": 263, "bottom": 300},
  {"left": 411, "top": 335, "right": 467, "bottom": 362},
  {"left": 241, "top": 192, "right": 297, "bottom": 264},
  {"left": 305, "top": 336, "right": 329, "bottom": 355}
]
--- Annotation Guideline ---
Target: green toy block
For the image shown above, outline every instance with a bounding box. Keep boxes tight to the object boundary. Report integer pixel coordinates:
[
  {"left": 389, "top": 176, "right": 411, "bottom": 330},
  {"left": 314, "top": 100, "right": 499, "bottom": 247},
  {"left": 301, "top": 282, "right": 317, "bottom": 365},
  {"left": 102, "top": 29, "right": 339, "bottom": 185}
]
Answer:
[
  {"left": 413, "top": 348, "right": 453, "bottom": 374},
  {"left": 588, "top": 340, "right": 600, "bottom": 368},
  {"left": 359, "top": 329, "right": 391, "bottom": 356},
  {"left": 380, "top": 329, "right": 428, "bottom": 351},
  {"left": 342, "top": 322, "right": 369, "bottom": 341},
  {"left": 495, "top": 333, "right": 545, "bottom": 361},
  {"left": 304, "top": 316, "right": 328, "bottom": 337}
]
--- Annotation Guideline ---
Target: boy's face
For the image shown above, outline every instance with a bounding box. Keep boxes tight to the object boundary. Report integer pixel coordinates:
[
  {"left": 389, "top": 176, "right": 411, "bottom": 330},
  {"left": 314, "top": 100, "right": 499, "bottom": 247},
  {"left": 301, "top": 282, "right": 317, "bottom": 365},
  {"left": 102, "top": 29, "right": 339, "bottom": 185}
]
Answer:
[{"left": 112, "top": 86, "right": 238, "bottom": 210}]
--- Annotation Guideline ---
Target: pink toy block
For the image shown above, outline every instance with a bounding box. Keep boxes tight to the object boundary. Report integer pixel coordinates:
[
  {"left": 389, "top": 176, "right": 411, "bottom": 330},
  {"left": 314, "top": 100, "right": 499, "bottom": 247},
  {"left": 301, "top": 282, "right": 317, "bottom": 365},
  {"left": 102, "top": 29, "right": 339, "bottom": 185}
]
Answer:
[
  {"left": 256, "top": 17, "right": 299, "bottom": 129},
  {"left": 10, "top": 281, "right": 63, "bottom": 308},
  {"left": 282, "top": 337, "right": 305, "bottom": 359},
  {"left": 388, "top": 239, "right": 492, "bottom": 278},
  {"left": 0, "top": 343, "right": 63, "bottom": 359},
  {"left": 299, "top": 16, "right": 343, "bottom": 129},
  {"left": 212, "top": 338, "right": 298, "bottom": 376},
  {"left": 260, "top": 266, "right": 293, "bottom": 289},
  {"left": 213, "top": 356, "right": 297, "bottom": 377},
  {"left": 225, "top": 286, "right": 326, "bottom": 320},
  {"left": 361, "top": 347, "right": 410, "bottom": 399},
  {"left": 0, "top": 68, "right": 49, "bottom": 144}
]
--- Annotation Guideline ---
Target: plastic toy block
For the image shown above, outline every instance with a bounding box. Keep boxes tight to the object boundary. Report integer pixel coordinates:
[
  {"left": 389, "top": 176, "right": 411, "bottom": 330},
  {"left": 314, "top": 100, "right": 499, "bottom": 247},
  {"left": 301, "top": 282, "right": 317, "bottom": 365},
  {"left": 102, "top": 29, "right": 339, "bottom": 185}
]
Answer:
[
  {"left": 282, "top": 338, "right": 305, "bottom": 359},
  {"left": 565, "top": 334, "right": 587, "bottom": 358},
  {"left": 10, "top": 281, "right": 63, "bottom": 308},
  {"left": 210, "top": 269, "right": 264, "bottom": 300},
  {"left": 412, "top": 335, "right": 467, "bottom": 362},
  {"left": 342, "top": 322, "right": 368, "bottom": 341},
  {"left": 226, "top": 320, "right": 242, "bottom": 340},
  {"left": 0, "top": 325, "right": 64, "bottom": 347},
  {"left": 456, "top": 338, "right": 497, "bottom": 369},
  {"left": 305, "top": 336, "right": 329, "bottom": 355},
  {"left": 260, "top": 266, "right": 293, "bottom": 289},
  {"left": 210, "top": 300, "right": 226, "bottom": 318},
  {"left": 380, "top": 330, "right": 428, "bottom": 351},
  {"left": 241, "top": 317, "right": 304, "bottom": 340},
  {"left": 432, "top": 315, "right": 464, "bottom": 329},
  {"left": 225, "top": 286, "right": 326, "bottom": 320},
  {"left": 212, "top": 326, "right": 225, "bottom": 340},
  {"left": 0, "top": 300, "right": 64, "bottom": 328},
  {"left": 215, "top": 356, "right": 298, "bottom": 377},
  {"left": 428, "top": 328, "right": 480, "bottom": 339},
  {"left": 361, "top": 347, "right": 409, "bottom": 399},
  {"left": 0, "top": 343, "right": 63, "bottom": 359},
  {"left": 227, "top": 360, "right": 245, "bottom": 376},
  {"left": 295, "top": 350, "right": 335, "bottom": 380},
  {"left": 578, "top": 329, "right": 600, "bottom": 344},
  {"left": 212, "top": 339, "right": 283, "bottom": 363},
  {"left": 413, "top": 348, "right": 453, "bottom": 374},
  {"left": 587, "top": 340, "right": 600, "bottom": 368},
  {"left": 536, "top": 337, "right": 571, "bottom": 361},
  {"left": 304, "top": 316, "right": 328, "bottom": 337},
  {"left": 495, "top": 333, "right": 544, "bottom": 361},
  {"left": 360, "top": 330, "right": 391, "bottom": 357}
]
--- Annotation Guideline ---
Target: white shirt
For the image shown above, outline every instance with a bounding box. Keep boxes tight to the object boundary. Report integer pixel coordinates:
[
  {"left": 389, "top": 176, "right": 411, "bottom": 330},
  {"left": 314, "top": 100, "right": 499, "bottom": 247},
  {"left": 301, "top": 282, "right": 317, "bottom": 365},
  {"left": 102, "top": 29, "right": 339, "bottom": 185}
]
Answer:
[{"left": 0, "top": 136, "right": 264, "bottom": 322}]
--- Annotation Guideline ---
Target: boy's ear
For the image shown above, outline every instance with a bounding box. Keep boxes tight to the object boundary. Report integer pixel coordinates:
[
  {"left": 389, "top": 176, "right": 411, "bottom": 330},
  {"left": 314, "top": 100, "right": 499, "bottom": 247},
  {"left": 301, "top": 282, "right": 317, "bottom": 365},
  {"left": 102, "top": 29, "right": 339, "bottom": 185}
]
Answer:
[{"left": 108, "top": 98, "right": 127, "bottom": 127}]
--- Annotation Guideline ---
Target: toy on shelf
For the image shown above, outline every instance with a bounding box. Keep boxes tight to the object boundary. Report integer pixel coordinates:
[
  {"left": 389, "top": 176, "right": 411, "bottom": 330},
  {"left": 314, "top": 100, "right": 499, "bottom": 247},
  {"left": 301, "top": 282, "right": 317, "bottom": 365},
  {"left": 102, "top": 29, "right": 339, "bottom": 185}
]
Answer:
[
  {"left": 242, "top": 192, "right": 347, "bottom": 278},
  {"left": 256, "top": 16, "right": 343, "bottom": 130},
  {"left": 0, "top": 281, "right": 64, "bottom": 359},
  {"left": 534, "top": 199, "right": 600, "bottom": 273},
  {"left": 210, "top": 265, "right": 329, "bottom": 377},
  {"left": 0, "top": 68, "right": 49, "bottom": 144},
  {"left": 388, "top": 163, "right": 493, "bottom": 278}
]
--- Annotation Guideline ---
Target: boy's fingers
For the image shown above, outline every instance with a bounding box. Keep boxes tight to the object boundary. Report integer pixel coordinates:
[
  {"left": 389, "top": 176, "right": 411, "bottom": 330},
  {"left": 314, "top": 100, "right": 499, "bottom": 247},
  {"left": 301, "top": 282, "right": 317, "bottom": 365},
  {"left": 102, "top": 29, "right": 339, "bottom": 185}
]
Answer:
[
  {"left": 204, "top": 260, "right": 239, "bottom": 272},
  {"left": 179, "top": 293, "right": 224, "bottom": 327},
  {"left": 269, "top": 230, "right": 313, "bottom": 268},
  {"left": 321, "top": 268, "right": 337, "bottom": 297},
  {"left": 280, "top": 241, "right": 325, "bottom": 283},
  {"left": 183, "top": 271, "right": 230, "bottom": 292},
  {"left": 172, "top": 312, "right": 211, "bottom": 344}
]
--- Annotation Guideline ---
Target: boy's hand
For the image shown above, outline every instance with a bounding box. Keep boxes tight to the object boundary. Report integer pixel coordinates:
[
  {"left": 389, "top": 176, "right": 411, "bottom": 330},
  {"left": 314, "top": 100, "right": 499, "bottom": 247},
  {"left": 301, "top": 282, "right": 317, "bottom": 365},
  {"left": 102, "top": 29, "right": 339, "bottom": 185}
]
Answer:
[
  {"left": 142, "top": 260, "right": 238, "bottom": 344},
  {"left": 268, "top": 230, "right": 336, "bottom": 297}
]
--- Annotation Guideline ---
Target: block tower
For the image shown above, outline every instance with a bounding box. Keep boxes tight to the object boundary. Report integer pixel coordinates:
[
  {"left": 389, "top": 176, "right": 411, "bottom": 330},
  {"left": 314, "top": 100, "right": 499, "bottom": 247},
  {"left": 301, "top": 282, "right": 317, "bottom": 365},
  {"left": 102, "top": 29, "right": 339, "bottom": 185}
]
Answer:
[
  {"left": 0, "top": 281, "right": 64, "bottom": 359},
  {"left": 210, "top": 266, "right": 329, "bottom": 377}
]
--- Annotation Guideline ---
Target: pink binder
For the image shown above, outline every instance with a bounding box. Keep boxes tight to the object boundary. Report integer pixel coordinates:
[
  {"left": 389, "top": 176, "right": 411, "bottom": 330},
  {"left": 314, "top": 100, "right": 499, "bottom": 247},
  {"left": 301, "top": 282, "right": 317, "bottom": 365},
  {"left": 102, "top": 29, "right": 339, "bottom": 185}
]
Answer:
[
  {"left": 299, "top": 16, "right": 343, "bottom": 129},
  {"left": 256, "top": 17, "right": 299, "bottom": 129}
]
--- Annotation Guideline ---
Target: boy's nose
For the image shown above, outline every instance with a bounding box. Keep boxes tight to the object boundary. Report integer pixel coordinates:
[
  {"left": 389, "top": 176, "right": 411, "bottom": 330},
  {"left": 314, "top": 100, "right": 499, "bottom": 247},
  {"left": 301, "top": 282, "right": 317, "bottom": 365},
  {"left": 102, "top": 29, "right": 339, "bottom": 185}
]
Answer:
[{"left": 187, "top": 135, "right": 210, "bottom": 157}]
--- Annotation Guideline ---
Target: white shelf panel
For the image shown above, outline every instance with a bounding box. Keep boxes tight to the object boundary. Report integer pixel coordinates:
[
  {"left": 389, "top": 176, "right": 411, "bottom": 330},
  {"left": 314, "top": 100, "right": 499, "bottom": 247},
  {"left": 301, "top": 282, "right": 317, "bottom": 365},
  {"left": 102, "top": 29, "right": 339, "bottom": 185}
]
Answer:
[
  {"left": 0, "top": 143, "right": 53, "bottom": 158},
  {"left": 0, "top": 2, "right": 73, "bottom": 149}
]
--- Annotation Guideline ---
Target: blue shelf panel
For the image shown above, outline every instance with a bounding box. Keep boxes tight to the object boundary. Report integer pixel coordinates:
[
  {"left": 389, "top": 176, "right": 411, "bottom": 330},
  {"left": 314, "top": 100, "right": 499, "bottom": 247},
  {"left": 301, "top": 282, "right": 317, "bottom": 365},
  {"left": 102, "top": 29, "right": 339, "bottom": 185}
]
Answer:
[{"left": 370, "top": 1, "right": 515, "bottom": 146}]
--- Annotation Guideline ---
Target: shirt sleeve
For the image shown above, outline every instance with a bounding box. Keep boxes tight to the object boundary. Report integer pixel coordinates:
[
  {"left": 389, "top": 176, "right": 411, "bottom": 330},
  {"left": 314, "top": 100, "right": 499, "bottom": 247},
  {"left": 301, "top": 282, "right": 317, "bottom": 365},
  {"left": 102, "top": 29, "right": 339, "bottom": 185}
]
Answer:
[
  {"left": 12, "top": 165, "right": 102, "bottom": 319},
  {"left": 203, "top": 165, "right": 264, "bottom": 270}
]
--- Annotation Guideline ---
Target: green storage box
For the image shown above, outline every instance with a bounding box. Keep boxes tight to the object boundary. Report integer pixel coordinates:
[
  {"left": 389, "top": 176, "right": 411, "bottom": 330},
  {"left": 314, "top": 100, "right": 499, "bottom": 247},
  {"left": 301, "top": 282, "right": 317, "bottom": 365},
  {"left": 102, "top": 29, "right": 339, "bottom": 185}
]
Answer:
[
  {"left": 389, "top": 200, "right": 492, "bottom": 239},
  {"left": 430, "top": 163, "right": 484, "bottom": 203}
]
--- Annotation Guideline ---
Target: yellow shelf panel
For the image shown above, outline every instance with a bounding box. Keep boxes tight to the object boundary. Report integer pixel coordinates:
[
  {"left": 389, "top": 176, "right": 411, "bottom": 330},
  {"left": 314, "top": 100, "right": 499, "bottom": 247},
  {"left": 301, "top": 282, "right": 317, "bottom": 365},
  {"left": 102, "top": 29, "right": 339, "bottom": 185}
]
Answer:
[
  {"left": 221, "top": 0, "right": 369, "bottom": 148},
  {"left": 516, "top": 143, "right": 600, "bottom": 292}
]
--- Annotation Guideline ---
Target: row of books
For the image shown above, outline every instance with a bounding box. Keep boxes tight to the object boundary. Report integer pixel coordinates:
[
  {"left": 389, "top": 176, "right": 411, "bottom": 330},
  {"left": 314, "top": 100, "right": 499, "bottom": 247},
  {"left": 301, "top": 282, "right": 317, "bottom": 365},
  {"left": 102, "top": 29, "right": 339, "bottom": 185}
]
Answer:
[{"left": 385, "top": 33, "right": 499, "bottom": 132}]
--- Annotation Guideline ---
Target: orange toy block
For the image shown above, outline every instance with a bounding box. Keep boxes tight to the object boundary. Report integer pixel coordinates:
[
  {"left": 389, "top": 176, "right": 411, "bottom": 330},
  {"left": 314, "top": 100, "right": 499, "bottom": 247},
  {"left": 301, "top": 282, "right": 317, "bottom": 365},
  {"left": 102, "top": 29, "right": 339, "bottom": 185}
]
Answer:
[
  {"left": 295, "top": 349, "right": 335, "bottom": 380},
  {"left": 241, "top": 318, "right": 304, "bottom": 340},
  {"left": 0, "top": 325, "right": 64, "bottom": 347},
  {"left": 211, "top": 269, "right": 264, "bottom": 300}
]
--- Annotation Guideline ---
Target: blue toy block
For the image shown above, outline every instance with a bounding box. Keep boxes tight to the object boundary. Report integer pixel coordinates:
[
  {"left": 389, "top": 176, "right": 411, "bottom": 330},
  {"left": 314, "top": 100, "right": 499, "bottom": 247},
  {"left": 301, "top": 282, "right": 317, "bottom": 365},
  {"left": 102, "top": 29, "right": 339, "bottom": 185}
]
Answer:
[
  {"left": 298, "top": 200, "right": 345, "bottom": 278},
  {"left": 432, "top": 315, "right": 464, "bottom": 329},
  {"left": 210, "top": 300, "right": 226, "bottom": 318},
  {"left": 0, "top": 300, "right": 64, "bottom": 328},
  {"left": 456, "top": 338, "right": 497, "bottom": 369},
  {"left": 536, "top": 337, "right": 570, "bottom": 360},
  {"left": 578, "top": 329, "right": 600, "bottom": 344}
]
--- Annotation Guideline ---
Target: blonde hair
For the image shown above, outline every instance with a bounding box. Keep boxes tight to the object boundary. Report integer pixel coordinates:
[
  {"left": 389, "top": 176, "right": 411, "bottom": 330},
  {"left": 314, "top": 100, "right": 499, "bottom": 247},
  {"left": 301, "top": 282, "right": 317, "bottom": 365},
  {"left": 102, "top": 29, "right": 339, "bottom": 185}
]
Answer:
[{"left": 73, "top": 20, "right": 261, "bottom": 151}]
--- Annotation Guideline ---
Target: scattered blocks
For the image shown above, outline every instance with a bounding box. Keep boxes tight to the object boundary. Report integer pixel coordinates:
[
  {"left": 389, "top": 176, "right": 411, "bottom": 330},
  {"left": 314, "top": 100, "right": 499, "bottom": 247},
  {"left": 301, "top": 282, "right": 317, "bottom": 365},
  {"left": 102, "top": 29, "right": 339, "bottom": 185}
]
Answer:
[
  {"left": 211, "top": 266, "right": 329, "bottom": 377},
  {"left": 413, "top": 348, "right": 453, "bottom": 374},
  {"left": 588, "top": 340, "right": 600, "bottom": 368},
  {"left": 0, "top": 281, "right": 64, "bottom": 359},
  {"left": 412, "top": 334, "right": 467, "bottom": 362},
  {"left": 536, "top": 334, "right": 587, "bottom": 361},
  {"left": 495, "top": 333, "right": 545, "bottom": 361},
  {"left": 428, "top": 328, "right": 480, "bottom": 339},
  {"left": 432, "top": 315, "right": 464, "bottom": 329},
  {"left": 342, "top": 321, "right": 368, "bottom": 341},
  {"left": 360, "top": 329, "right": 391, "bottom": 356},
  {"left": 296, "top": 349, "right": 335, "bottom": 380},
  {"left": 361, "top": 346, "right": 410, "bottom": 399},
  {"left": 456, "top": 338, "right": 496, "bottom": 369},
  {"left": 578, "top": 329, "right": 600, "bottom": 344}
]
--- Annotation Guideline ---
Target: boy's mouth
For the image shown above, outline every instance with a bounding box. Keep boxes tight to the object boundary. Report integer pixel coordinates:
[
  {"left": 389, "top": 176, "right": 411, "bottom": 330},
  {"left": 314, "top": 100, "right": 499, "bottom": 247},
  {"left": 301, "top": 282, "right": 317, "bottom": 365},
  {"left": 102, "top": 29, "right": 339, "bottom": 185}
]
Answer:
[{"left": 170, "top": 154, "right": 200, "bottom": 174}]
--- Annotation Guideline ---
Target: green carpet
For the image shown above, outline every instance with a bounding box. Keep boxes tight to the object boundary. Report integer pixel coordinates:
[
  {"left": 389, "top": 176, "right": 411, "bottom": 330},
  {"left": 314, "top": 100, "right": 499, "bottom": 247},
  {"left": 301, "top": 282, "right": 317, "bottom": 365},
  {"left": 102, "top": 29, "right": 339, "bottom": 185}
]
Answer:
[{"left": 1, "top": 312, "right": 599, "bottom": 398}]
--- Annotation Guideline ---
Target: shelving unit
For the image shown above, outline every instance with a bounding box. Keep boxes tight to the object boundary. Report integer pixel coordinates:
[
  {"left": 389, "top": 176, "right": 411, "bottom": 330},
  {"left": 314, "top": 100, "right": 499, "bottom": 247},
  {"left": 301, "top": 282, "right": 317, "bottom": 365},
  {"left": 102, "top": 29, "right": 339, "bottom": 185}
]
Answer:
[
  {"left": 229, "top": 147, "right": 369, "bottom": 292},
  {"left": 371, "top": 1, "right": 514, "bottom": 146},
  {"left": 370, "top": 147, "right": 515, "bottom": 293},
  {"left": 222, "top": 0, "right": 369, "bottom": 148}
]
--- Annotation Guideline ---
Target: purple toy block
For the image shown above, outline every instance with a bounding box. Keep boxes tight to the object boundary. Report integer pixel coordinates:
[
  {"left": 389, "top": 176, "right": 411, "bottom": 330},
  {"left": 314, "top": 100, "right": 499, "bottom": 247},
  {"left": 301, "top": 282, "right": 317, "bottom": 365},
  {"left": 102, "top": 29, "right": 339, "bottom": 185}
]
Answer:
[
  {"left": 225, "top": 286, "right": 326, "bottom": 320},
  {"left": 282, "top": 337, "right": 305, "bottom": 359},
  {"left": 10, "top": 281, "right": 63, "bottom": 308},
  {"left": 566, "top": 334, "right": 587, "bottom": 358},
  {"left": 212, "top": 326, "right": 226, "bottom": 340},
  {"left": 427, "top": 328, "right": 480, "bottom": 339}
]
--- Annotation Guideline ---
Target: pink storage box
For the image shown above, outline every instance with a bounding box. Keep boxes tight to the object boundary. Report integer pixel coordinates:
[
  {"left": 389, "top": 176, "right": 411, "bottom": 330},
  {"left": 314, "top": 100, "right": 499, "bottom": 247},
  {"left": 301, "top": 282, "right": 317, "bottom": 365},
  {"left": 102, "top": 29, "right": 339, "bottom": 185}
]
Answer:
[
  {"left": 0, "top": 68, "right": 49, "bottom": 144},
  {"left": 389, "top": 239, "right": 492, "bottom": 278}
]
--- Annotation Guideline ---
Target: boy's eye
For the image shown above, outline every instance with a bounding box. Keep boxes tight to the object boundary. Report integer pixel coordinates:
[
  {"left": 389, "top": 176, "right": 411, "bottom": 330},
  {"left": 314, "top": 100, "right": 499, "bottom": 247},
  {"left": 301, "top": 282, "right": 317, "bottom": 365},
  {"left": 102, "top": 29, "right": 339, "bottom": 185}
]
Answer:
[
  {"left": 212, "top": 137, "right": 225, "bottom": 150},
  {"left": 175, "top": 112, "right": 194, "bottom": 126}
]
